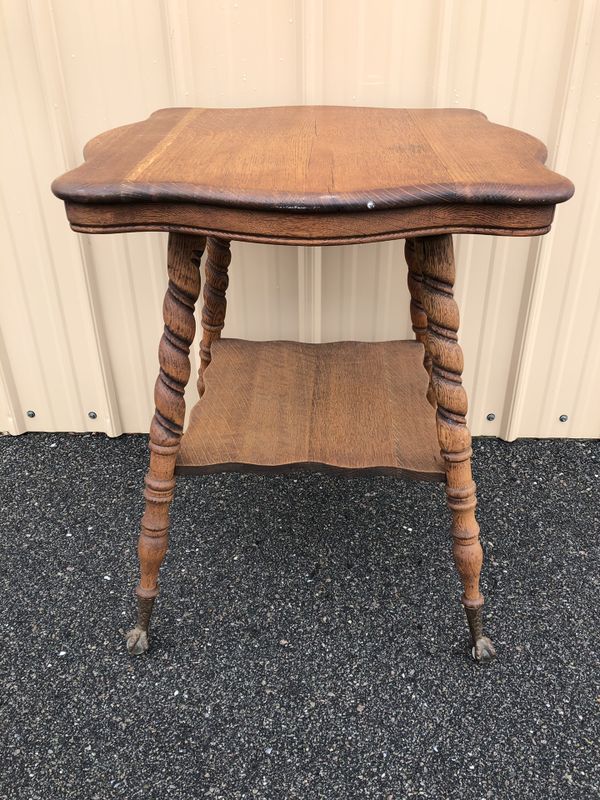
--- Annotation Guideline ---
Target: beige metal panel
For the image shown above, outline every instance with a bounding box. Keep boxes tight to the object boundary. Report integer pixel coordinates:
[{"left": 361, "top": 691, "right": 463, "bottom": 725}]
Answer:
[
  {"left": 506, "top": 0, "right": 600, "bottom": 438},
  {"left": 437, "top": 0, "right": 581, "bottom": 438},
  {"left": 1, "top": 0, "right": 597, "bottom": 438},
  {"left": 0, "top": 0, "right": 122, "bottom": 434},
  {"left": 42, "top": 0, "right": 303, "bottom": 430},
  {"left": 45, "top": 0, "right": 176, "bottom": 431}
]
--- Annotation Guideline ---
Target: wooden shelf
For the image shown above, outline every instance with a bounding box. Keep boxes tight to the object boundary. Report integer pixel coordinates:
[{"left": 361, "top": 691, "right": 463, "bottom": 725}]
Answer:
[{"left": 176, "top": 339, "right": 445, "bottom": 480}]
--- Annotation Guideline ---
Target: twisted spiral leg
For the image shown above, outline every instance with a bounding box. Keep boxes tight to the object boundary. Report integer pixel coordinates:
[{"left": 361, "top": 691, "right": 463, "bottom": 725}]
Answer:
[
  {"left": 126, "top": 233, "right": 206, "bottom": 655},
  {"left": 405, "top": 238, "right": 435, "bottom": 407},
  {"left": 198, "top": 237, "right": 231, "bottom": 397},
  {"left": 415, "top": 234, "right": 495, "bottom": 663}
]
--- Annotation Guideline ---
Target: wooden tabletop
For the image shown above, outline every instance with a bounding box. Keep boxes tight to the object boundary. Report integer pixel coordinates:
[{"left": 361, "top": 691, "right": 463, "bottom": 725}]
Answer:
[{"left": 52, "top": 106, "right": 574, "bottom": 245}]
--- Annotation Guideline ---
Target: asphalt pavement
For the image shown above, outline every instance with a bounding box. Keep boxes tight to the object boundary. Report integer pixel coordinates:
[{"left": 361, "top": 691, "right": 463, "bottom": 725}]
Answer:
[{"left": 0, "top": 433, "right": 598, "bottom": 799}]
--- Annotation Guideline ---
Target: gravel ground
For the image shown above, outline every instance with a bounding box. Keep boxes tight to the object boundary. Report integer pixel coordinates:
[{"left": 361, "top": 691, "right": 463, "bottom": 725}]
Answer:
[{"left": 0, "top": 433, "right": 598, "bottom": 800}]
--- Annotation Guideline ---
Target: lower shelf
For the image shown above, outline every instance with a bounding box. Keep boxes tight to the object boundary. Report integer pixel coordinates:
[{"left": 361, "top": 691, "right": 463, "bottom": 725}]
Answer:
[{"left": 176, "top": 338, "right": 445, "bottom": 480}]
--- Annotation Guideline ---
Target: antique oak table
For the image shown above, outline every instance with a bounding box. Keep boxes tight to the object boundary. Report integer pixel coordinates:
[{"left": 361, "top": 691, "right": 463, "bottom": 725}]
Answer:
[{"left": 52, "top": 106, "right": 573, "bottom": 662}]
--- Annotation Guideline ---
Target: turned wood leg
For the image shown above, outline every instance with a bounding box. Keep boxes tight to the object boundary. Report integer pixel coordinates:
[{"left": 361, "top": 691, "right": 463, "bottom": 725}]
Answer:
[
  {"left": 415, "top": 234, "right": 495, "bottom": 663},
  {"left": 405, "top": 238, "right": 435, "bottom": 407},
  {"left": 198, "top": 237, "right": 231, "bottom": 396},
  {"left": 126, "top": 233, "right": 206, "bottom": 655}
]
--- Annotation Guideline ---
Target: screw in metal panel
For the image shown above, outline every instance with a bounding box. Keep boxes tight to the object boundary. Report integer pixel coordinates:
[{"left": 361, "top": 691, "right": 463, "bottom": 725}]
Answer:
[
  {"left": 559, "top": 414, "right": 568, "bottom": 423},
  {"left": 26, "top": 410, "right": 35, "bottom": 418},
  {"left": 486, "top": 413, "right": 496, "bottom": 421},
  {"left": 88, "top": 411, "right": 97, "bottom": 420}
]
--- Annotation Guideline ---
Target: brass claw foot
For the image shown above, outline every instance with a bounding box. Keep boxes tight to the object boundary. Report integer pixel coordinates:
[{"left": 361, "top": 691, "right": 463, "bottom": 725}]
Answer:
[
  {"left": 126, "top": 595, "right": 155, "bottom": 655},
  {"left": 125, "top": 625, "right": 149, "bottom": 655},
  {"left": 464, "top": 604, "right": 496, "bottom": 664},
  {"left": 472, "top": 635, "right": 496, "bottom": 663}
]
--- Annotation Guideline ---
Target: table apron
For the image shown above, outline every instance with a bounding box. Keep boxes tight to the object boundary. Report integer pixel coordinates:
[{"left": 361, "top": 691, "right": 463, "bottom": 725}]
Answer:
[{"left": 65, "top": 201, "right": 555, "bottom": 245}]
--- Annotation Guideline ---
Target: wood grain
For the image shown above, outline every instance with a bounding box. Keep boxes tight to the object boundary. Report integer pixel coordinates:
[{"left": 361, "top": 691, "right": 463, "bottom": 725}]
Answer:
[
  {"left": 52, "top": 106, "right": 573, "bottom": 243},
  {"left": 405, "top": 238, "right": 435, "bottom": 407},
  {"left": 198, "top": 237, "right": 231, "bottom": 396},
  {"left": 127, "top": 232, "right": 206, "bottom": 654},
  {"left": 416, "top": 233, "right": 495, "bottom": 660},
  {"left": 176, "top": 338, "right": 445, "bottom": 480},
  {"left": 138, "top": 233, "right": 203, "bottom": 599},
  {"left": 53, "top": 106, "right": 573, "bottom": 209},
  {"left": 63, "top": 198, "right": 556, "bottom": 245}
]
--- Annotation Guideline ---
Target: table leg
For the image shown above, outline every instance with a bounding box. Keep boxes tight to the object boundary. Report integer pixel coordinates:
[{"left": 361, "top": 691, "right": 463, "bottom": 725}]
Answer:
[
  {"left": 126, "top": 233, "right": 206, "bottom": 655},
  {"left": 405, "top": 238, "right": 435, "bottom": 407},
  {"left": 198, "top": 237, "right": 231, "bottom": 396},
  {"left": 415, "top": 234, "right": 496, "bottom": 662}
]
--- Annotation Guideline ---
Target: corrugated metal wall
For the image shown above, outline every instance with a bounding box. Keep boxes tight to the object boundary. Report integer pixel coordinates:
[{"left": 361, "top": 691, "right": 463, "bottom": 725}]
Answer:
[{"left": 1, "top": 0, "right": 599, "bottom": 439}]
